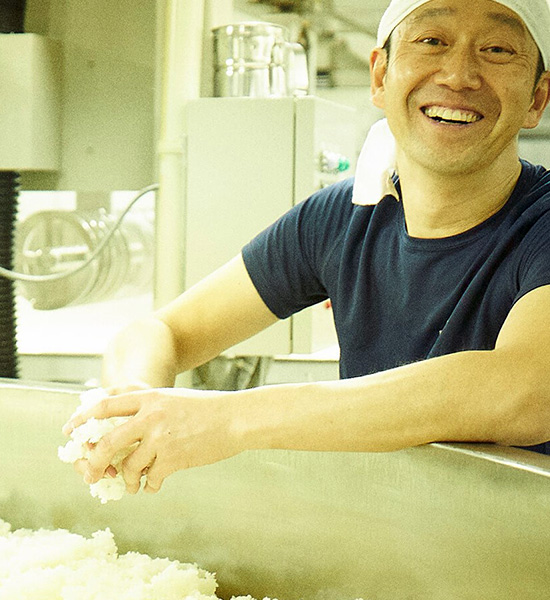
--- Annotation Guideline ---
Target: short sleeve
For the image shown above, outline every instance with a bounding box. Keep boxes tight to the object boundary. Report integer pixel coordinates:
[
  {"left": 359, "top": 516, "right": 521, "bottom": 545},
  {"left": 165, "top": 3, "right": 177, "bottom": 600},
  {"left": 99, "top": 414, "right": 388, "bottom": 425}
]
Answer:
[
  {"left": 515, "top": 210, "right": 550, "bottom": 303},
  {"left": 242, "top": 179, "right": 354, "bottom": 319}
]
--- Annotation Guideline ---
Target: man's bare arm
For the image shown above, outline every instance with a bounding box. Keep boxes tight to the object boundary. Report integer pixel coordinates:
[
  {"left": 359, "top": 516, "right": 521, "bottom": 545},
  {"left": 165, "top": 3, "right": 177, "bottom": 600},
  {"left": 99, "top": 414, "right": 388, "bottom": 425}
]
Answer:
[
  {"left": 101, "top": 254, "right": 279, "bottom": 388},
  {"left": 75, "top": 283, "right": 550, "bottom": 493},
  {"left": 235, "top": 284, "right": 550, "bottom": 453},
  {"left": 234, "top": 352, "right": 525, "bottom": 453}
]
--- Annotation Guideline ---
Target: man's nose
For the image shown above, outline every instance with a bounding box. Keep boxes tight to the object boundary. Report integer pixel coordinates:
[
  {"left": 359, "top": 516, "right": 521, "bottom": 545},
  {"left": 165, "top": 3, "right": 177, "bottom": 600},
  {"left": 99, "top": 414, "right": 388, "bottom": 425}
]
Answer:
[{"left": 433, "top": 46, "right": 483, "bottom": 91}]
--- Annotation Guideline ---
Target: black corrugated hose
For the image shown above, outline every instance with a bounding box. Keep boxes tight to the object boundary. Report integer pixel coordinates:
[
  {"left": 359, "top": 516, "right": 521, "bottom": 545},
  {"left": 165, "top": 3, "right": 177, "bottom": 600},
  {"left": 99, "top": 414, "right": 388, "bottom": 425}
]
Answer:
[
  {"left": 0, "top": 173, "right": 20, "bottom": 378},
  {"left": 0, "top": 0, "right": 27, "bottom": 378}
]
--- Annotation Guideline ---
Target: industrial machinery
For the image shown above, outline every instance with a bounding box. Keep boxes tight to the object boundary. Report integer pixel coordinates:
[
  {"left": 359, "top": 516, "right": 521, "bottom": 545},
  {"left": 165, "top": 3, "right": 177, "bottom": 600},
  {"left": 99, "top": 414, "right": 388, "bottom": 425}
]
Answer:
[
  {"left": 15, "top": 206, "right": 154, "bottom": 310},
  {"left": 9, "top": 15, "right": 356, "bottom": 367}
]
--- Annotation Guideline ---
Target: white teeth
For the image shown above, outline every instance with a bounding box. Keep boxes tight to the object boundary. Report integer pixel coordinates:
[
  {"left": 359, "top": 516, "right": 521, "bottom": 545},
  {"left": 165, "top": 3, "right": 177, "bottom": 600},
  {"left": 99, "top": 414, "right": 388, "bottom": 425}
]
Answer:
[{"left": 424, "top": 106, "right": 482, "bottom": 123}]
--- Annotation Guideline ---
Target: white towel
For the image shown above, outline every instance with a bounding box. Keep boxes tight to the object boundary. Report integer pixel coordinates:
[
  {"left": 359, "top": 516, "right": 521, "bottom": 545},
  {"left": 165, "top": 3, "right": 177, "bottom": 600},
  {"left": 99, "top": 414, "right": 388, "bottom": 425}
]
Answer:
[{"left": 352, "top": 118, "right": 398, "bottom": 206}]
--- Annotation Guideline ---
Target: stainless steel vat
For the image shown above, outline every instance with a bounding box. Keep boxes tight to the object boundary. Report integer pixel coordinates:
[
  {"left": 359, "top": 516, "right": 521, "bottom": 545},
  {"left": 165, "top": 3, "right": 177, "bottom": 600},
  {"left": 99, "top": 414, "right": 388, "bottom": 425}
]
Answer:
[{"left": 1, "top": 378, "right": 550, "bottom": 599}]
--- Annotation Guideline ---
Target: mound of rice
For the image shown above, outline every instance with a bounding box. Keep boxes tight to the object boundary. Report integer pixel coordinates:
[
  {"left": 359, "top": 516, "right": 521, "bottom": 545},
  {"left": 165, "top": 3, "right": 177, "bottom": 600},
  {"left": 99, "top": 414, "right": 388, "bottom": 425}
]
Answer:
[
  {"left": 0, "top": 519, "right": 270, "bottom": 600},
  {"left": 0, "top": 518, "right": 216, "bottom": 600}
]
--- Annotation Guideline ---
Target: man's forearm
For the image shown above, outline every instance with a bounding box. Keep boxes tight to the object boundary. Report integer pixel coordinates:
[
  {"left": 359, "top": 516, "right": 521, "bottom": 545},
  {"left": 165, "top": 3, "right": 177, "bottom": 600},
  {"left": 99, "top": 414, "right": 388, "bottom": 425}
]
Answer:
[
  {"left": 234, "top": 348, "right": 550, "bottom": 453},
  {"left": 70, "top": 343, "right": 549, "bottom": 494},
  {"left": 101, "top": 317, "right": 181, "bottom": 388}
]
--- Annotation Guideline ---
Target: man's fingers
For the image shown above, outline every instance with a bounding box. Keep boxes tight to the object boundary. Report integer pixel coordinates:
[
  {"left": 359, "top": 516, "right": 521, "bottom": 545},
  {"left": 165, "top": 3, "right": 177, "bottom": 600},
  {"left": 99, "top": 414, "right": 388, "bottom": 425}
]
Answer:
[
  {"left": 105, "top": 464, "right": 118, "bottom": 478},
  {"left": 85, "top": 419, "right": 143, "bottom": 483},
  {"left": 121, "top": 443, "right": 156, "bottom": 495},
  {"left": 73, "top": 458, "right": 87, "bottom": 476},
  {"left": 74, "top": 458, "right": 117, "bottom": 479},
  {"left": 103, "top": 382, "right": 152, "bottom": 396},
  {"left": 143, "top": 450, "right": 192, "bottom": 494},
  {"left": 143, "top": 459, "right": 171, "bottom": 494},
  {"left": 62, "top": 392, "right": 143, "bottom": 435}
]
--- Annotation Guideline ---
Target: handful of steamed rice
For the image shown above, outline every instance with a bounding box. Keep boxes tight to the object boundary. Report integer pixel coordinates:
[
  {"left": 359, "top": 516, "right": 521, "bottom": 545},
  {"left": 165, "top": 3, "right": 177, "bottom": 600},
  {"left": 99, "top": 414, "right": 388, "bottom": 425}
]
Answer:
[{"left": 58, "top": 388, "right": 131, "bottom": 504}]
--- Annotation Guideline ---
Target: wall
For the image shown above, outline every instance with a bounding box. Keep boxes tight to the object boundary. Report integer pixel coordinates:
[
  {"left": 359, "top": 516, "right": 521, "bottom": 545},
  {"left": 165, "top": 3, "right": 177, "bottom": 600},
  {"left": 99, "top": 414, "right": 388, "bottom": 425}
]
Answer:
[{"left": 22, "top": 0, "right": 157, "bottom": 195}]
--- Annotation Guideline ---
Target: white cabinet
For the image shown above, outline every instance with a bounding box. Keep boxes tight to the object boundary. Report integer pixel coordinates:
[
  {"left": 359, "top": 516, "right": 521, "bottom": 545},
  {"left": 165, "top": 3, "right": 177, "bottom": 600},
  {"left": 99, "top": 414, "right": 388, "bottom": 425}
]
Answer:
[{"left": 185, "top": 96, "right": 358, "bottom": 355}]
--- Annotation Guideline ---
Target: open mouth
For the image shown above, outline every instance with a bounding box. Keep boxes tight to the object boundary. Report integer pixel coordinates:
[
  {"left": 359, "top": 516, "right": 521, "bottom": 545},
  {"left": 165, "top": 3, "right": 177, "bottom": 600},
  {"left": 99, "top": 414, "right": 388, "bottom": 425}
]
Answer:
[{"left": 422, "top": 105, "right": 484, "bottom": 125}]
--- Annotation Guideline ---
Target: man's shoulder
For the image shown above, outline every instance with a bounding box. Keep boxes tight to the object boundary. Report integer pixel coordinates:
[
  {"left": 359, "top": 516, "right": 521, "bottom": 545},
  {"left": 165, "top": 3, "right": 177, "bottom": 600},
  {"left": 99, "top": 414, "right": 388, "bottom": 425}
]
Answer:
[
  {"left": 500, "top": 161, "right": 550, "bottom": 260},
  {"left": 305, "top": 177, "right": 355, "bottom": 206},
  {"left": 302, "top": 177, "right": 382, "bottom": 223},
  {"left": 519, "top": 160, "right": 550, "bottom": 204},
  {"left": 294, "top": 178, "right": 356, "bottom": 228}
]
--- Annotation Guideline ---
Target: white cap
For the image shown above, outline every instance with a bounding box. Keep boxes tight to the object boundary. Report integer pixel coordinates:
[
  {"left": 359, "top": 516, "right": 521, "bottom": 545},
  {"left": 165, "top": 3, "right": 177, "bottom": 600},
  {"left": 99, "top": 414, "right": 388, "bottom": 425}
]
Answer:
[{"left": 377, "top": 0, "right": 550, "bottom": 69}]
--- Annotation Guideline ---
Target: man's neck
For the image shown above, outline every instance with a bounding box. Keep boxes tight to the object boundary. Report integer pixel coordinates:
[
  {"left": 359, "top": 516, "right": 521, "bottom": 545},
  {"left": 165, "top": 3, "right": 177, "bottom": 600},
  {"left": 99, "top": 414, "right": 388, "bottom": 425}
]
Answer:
[{"left": 396, "top": 152, "right": 523, "bottom": 239}]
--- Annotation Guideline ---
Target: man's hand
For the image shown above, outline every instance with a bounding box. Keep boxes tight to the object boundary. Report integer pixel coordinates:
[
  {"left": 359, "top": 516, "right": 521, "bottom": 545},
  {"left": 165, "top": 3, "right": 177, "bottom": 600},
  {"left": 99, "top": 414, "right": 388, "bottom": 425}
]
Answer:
[{"left": 63, "top": 387, "right": 241, "bottom": 494}]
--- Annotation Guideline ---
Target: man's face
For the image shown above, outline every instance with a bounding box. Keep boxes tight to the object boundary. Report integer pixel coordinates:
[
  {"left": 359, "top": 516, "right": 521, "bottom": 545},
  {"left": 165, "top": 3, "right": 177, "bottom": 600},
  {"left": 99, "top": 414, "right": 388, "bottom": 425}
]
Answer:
[{"left": 371, "top": 0, "right": 550, "bottom": 176}]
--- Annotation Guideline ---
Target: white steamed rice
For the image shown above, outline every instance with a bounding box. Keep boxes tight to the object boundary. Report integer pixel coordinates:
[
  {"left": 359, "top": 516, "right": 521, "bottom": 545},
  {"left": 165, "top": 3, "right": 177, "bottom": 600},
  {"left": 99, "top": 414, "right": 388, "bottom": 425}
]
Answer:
[
  {"left": 58, "top": 388, "right": 133, "bottom": 504},
  {"left": 0, "top": 518, "right": 276, "bottom": 600}
]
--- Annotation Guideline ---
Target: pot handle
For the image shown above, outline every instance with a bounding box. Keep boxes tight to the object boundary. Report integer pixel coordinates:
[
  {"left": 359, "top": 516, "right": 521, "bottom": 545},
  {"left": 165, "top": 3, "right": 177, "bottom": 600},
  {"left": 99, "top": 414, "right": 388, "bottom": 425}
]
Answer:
[{"left": 286, "top": 42, "right": 309, "bottom": 96}]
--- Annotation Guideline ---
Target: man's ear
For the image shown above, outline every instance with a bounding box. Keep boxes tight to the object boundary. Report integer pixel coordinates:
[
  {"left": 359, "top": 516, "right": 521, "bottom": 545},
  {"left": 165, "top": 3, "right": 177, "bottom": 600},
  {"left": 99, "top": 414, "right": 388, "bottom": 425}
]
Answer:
[
  {"left": 370, "top": 47, "right": 388, "bottom": 110},
  {"left": 523, "top": 72, "right": 550, "bottom": 130}
]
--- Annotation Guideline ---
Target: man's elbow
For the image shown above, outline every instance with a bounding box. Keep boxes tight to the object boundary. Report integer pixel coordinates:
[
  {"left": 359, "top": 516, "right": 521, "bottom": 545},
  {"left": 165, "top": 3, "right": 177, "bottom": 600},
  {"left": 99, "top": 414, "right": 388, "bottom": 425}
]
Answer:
[{"left": 491, "top": 365, "right": 550, "bottom": 447}]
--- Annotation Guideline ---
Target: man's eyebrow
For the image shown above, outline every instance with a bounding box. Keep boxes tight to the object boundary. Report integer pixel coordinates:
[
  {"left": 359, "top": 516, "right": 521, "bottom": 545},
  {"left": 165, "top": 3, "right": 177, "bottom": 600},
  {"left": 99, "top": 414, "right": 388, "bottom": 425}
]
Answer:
[
  {"left": 409, "top": 7, "right": 527, "bottom": 37},
  {"left": 408, "top": 6, "right": 456, "bottom": 23},
  {"left": 486, "top": 11, "right": 527, "bottom": 36}
]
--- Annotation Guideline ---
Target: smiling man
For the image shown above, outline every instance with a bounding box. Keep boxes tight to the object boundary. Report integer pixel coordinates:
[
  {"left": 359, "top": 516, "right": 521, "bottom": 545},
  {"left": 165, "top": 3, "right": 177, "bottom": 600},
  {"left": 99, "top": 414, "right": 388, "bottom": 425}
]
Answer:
[
  {"left": 374, "top": 0, "right": 549, "bottom": 230},
  {"left": 66, "top": 0, "right": 550, "bottom": 495}
]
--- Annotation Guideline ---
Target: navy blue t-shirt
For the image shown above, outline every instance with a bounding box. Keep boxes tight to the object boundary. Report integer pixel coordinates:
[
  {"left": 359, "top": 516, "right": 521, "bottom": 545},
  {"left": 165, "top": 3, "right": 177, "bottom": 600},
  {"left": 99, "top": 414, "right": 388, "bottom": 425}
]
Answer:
[{"left": 242, "top": 160, "right": 550, "bottom": 453}]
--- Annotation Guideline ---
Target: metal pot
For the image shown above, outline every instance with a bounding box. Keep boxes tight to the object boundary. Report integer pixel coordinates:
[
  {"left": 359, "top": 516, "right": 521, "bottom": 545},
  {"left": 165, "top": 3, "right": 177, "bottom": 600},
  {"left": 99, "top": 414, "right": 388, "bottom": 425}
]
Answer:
[{"left": 212, "top": 21, "right": 308, "bottom": 98}]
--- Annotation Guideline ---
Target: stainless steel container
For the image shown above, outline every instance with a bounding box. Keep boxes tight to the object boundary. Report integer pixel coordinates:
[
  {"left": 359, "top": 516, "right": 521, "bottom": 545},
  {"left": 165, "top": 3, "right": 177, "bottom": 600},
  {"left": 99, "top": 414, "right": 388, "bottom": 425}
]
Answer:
[
  {"left": 2, "top": 379, "right": 550, "bottom": 599},
  {"left": 212, "top": 22, "right": 308, "bottom": 98}
]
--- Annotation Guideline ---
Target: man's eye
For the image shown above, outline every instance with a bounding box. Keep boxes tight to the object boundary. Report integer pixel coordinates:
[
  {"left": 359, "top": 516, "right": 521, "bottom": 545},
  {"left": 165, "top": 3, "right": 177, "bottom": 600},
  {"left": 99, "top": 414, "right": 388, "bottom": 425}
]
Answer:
[
  {"left": 420, "top": 37, "right": 443, "bottom": 46},
  {"left": 482, "top": 45, "right": 515, "bottom": 62},
  {"left": 485, "top": 46, "right": 513, "bottom": 54}
]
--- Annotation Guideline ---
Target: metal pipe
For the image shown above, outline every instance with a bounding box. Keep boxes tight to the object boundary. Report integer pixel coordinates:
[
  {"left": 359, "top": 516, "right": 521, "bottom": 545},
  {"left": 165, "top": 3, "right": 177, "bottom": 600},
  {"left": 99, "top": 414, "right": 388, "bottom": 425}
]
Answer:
[
  {"left": 0, "top": 173, "right": 19, "bottom": 377},
  {"left": 154, "top": 0, "right": 205, "bottom": 309}
]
